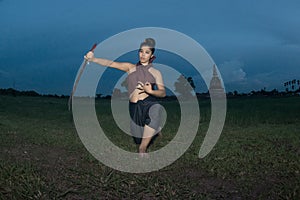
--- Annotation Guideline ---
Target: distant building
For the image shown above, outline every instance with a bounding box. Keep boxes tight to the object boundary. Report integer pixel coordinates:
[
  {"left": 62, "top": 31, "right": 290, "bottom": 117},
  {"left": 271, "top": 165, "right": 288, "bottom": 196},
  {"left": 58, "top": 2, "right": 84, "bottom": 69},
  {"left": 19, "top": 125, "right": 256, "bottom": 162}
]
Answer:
[{"left": 209, "top": 65, "right": 226, "bottom": 98}]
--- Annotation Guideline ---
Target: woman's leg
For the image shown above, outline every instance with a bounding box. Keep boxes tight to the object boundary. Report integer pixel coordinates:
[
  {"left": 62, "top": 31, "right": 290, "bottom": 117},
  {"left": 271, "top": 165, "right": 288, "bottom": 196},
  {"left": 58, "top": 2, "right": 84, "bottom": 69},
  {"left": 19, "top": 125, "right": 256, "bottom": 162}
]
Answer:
[
  {"left": 129, "top": 101, "right": 143, "bottom": 145},
  {"left": 139, "top": 103, "right": 162, "bottom": 153},
  {"left": 139, "top": 125, "right": 156, "bottom": 153}
]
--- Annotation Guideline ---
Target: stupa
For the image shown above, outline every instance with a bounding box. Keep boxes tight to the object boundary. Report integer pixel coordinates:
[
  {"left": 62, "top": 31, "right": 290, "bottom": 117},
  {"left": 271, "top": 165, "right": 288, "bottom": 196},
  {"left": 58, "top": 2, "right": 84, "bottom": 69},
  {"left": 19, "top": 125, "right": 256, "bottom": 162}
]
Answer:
[{"left": 209, "top": 65, "right": 225, "bottom": 98}]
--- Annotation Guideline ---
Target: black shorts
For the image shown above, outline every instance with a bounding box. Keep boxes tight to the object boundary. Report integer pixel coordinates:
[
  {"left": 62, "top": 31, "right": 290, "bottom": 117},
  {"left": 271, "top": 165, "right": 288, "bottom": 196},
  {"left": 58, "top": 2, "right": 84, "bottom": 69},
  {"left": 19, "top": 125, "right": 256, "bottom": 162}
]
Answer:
[{"left": 129, "top": 96, "right": 162, "bottom": 144}]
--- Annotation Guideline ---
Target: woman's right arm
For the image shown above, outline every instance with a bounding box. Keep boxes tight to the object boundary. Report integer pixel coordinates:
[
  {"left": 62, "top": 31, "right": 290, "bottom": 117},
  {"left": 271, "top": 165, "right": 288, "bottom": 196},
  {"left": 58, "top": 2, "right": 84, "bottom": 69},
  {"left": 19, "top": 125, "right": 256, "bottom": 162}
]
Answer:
[{"left": 84, "top": 51, "right": 134, "bottom": 72}]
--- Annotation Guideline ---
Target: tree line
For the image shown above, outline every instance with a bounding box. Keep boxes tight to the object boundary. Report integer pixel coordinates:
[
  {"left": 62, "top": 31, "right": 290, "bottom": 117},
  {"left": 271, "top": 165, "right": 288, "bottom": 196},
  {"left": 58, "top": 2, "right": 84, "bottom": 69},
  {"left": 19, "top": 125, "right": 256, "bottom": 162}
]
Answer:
[
  {"left": 1, "top": 77, "right": 299, "bottom": 98},
  {"left": 284, "top": 79, "right": 300, "bottom": 92}
]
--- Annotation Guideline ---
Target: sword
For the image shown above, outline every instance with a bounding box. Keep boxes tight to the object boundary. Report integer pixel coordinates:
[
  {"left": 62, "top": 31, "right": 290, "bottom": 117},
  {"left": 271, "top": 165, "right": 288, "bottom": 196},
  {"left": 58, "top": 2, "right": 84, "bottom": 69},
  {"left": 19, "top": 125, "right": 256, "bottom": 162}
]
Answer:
[{"left": 68, "top": 43, "right": 97, "bottom": 111}]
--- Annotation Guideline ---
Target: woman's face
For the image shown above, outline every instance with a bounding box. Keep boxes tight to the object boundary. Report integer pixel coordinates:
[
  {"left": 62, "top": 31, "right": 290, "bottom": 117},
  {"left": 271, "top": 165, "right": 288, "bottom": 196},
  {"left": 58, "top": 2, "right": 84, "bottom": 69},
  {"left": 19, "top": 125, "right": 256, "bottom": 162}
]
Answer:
[{"left": 139, "top": 46, "right": 153, "bottom": 65}]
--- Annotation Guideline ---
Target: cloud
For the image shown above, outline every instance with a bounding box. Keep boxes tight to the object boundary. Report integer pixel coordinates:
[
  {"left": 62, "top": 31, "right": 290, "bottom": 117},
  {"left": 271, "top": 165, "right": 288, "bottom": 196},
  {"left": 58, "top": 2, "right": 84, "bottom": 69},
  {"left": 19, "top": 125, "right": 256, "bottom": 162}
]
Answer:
[
  {"left": 0, "top": 69, "right": 9, "bottom": 77},
  {"left": 218, "top": 60, "right": 247, "bottom": 83},
  {"left": 248, "top": 71, "right": 295, "bottom": 91},
  {"left": 0, "top": 69, "right": 13, "bottom": 88}
]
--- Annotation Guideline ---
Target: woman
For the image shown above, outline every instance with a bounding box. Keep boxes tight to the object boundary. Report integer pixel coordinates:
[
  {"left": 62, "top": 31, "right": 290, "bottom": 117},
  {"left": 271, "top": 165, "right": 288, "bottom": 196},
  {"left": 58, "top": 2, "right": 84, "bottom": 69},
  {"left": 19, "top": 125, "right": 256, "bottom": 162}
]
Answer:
[{"left": 84, "top": 38, "right": 166, "bottom": 155}]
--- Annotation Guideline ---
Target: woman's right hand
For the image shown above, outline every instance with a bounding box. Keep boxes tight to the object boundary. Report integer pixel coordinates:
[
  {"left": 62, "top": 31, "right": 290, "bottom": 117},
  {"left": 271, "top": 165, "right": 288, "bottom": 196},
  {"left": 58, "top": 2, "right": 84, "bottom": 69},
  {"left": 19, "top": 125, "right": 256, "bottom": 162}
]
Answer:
[{"left": 84, "top": 51, "right": 95, "bottom": 62}]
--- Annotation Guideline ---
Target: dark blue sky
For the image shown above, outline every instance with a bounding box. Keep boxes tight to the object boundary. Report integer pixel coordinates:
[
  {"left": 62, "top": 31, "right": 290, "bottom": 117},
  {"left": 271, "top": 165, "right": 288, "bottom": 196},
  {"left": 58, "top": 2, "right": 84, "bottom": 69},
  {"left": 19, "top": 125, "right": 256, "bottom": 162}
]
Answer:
[{"left": 0, "top": 0, "right": 299, "bottom": 95}]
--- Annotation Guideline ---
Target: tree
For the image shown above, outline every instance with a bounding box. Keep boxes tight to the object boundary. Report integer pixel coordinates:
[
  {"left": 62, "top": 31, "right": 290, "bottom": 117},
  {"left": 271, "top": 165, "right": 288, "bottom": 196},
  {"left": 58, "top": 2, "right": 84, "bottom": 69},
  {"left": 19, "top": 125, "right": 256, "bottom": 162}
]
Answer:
[
  {"left": 174, "top": 75, "right": 195, "bottom": 99},
  {"left": 121, "top": 77, "right": 128, "bottom": 91},
  {"left": 187, "top": 77, "right": 196, "bottom": 90},
  {"left": 112, "top": 88, "right": 122, "bottom": 98},
  {"left": 283, "top": 79, "right": 300, "bottom": 92}
]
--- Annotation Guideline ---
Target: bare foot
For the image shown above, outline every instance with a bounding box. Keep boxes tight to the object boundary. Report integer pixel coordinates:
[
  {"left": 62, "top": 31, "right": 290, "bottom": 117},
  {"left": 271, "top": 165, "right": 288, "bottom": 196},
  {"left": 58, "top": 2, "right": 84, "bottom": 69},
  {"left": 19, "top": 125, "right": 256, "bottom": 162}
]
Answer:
[
  {"left": 139, "top": 152, "right": 149, "bottom": 158},
  {"left": 138, "top": 146, "right": 149, "bottom": 158},
  {"left": 139, "top": 146, "right": 147, "bottom": 153}
]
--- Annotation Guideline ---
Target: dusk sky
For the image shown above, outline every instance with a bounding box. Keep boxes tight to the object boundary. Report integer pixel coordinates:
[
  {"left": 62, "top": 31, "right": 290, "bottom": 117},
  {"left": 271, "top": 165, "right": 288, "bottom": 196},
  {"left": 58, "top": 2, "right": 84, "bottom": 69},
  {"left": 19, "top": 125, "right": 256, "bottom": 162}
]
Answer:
[{"left": 1, "top": 0, "right": 299, "bottom": 95}]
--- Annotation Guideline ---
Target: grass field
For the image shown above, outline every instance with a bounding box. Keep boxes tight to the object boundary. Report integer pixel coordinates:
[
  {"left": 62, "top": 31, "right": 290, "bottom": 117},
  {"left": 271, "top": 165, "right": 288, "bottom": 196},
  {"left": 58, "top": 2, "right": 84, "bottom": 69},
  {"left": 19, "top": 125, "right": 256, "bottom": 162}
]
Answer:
[{"left": 0, "top": 95, "right": 299, "bottom": 199}]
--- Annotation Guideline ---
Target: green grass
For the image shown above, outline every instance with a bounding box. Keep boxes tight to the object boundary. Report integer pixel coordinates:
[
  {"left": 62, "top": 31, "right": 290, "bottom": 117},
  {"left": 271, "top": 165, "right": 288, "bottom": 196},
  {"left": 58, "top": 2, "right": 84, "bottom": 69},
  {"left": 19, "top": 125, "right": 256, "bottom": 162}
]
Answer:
[
  {"left": 0, "top": 161, "right": 45, "bottom": 199},
  {"left": 0, "top": 95, "right": 299, "bottom": 199}
]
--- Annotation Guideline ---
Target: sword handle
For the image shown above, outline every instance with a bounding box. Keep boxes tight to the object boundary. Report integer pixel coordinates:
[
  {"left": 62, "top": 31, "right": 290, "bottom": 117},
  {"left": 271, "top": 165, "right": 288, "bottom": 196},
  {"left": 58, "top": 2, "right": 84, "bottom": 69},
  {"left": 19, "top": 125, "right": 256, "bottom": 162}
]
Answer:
[{"left": 87, "top": 43, "right": 97, "bottom": 64}]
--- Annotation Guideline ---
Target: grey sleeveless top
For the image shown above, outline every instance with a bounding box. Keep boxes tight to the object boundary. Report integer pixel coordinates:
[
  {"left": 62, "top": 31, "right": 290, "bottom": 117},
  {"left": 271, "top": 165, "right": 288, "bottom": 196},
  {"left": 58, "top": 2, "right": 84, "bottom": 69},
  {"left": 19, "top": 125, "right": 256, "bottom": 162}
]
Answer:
[{"left": 127, "top": 63, "right": 156, "bottom": 95}]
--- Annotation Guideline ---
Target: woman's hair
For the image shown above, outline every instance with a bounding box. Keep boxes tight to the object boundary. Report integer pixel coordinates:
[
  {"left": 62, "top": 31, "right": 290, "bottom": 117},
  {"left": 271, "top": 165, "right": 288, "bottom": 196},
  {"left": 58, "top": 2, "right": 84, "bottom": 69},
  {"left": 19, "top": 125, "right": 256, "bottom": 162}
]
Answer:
[{"left": 140, "top": 38, "right": 156, "bottom": 54}]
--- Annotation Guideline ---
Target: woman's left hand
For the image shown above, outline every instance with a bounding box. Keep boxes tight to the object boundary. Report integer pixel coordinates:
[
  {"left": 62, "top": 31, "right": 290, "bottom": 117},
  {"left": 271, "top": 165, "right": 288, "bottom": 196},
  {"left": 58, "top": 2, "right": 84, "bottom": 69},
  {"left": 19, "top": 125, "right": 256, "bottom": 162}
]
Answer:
[
  {"left": 142, "top": 81, "right": 153, "bottom": 94},
  {"left": 137, "top": 81, "right": 152, "bottom": 94}
]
